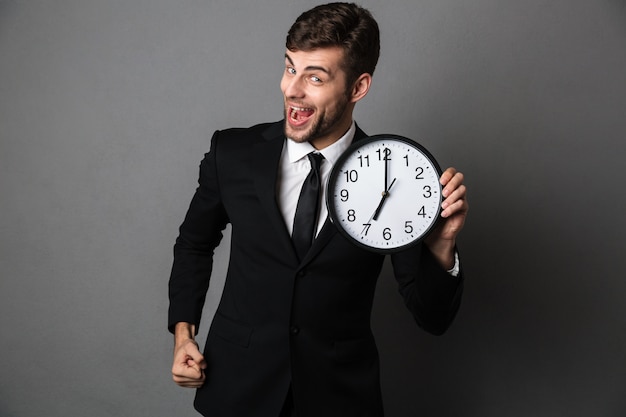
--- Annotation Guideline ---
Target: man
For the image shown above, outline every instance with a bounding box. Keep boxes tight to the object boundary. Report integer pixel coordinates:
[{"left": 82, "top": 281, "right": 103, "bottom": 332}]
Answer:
[{"left": 169, "top": 3, "right": 468, "bottom": 416}]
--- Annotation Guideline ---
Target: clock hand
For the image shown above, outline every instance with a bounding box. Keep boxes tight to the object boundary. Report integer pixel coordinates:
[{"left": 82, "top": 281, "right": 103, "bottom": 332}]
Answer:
[
  {"left": 370, "top": 151, "right": 392, "bottom": 225},
  {"left": 362, "top": 156, "right": 392, "bottom": 235},
  {"left": 372, "top": 177, "right": 396, "bottom": 221},
  {"left": 384, "top": 150, "right": 389, "bottom": 193},
  {"left": 362, "top": 190, "right": 388, "bottom": 235}
]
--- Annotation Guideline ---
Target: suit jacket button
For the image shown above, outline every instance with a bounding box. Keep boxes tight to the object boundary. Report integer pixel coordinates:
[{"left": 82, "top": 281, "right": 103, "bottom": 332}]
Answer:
[
  {"left": 290, "top": 326, "right": 300, "bottom": 335},
  {"left": 297, "top": 270, "right": 306, "bottom": 277}
]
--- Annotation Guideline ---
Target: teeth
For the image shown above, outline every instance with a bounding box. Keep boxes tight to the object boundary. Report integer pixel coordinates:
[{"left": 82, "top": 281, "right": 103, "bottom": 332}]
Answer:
[
  {"left": 290, "top": 106, "right": 308, "bottom": 120},
  {"left": 289, "top": 105, "right": 313, "bottom": 121}
]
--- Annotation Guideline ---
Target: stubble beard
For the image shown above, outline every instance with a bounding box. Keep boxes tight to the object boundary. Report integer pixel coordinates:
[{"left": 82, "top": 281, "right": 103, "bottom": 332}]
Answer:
[{"left": 283, "top": 94, "right": 350, "bottom": 144}]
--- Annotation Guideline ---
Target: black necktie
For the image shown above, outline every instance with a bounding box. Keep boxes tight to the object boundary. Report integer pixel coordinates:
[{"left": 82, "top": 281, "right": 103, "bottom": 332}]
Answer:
[{"left": 292, "top": 152, "right": 324, "bottom": 260}]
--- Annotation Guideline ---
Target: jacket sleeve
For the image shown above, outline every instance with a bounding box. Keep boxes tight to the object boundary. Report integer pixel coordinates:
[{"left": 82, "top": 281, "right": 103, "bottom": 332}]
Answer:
[
  {"left": 390, "top": 244, "right": 464, "bottom": 335},
  {"left": 168, "top": 131, "right": 229, "bottom": 334}
]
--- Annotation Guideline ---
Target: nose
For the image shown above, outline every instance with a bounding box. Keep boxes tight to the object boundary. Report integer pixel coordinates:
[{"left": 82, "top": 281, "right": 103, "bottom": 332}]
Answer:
[{"left": 281, "top": 74, "right": 305, "bottom": 99}]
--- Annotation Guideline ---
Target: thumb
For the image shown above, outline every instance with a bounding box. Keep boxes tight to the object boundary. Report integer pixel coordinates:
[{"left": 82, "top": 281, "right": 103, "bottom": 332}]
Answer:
[{"left": 184, "top": 341, "right": 206, "bottom": 370}]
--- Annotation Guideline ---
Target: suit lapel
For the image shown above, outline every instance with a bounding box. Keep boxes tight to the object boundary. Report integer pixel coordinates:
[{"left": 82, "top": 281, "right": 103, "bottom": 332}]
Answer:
[{"left": 251, "top": 122, "right": 299, "bottom": 261}]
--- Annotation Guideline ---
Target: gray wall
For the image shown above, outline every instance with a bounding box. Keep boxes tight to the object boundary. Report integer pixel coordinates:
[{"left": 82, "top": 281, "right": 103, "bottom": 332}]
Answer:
[{"left": 1, "top": 0, "right": 625, "bottom": 416}]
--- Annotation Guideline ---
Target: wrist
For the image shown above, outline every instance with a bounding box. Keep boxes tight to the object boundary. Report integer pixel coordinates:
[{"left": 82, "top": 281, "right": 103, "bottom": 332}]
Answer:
[
  {"left": 425, "top": 238, "right": 456, "bottom": 270},
  {"left": 174, "top": 322, "right": 196, "bottom": 345}
]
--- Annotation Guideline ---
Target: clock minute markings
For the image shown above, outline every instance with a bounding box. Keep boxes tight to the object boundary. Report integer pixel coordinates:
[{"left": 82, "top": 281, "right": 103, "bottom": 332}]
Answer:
[{"left": 334, "top": 138, "right": 441, "bottom": 251}]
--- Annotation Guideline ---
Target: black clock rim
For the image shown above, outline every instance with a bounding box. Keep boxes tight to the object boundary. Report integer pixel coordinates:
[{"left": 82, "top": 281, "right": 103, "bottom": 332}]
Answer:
[{"left": 325, "top": 134, "right": 443, "bottom": 255}]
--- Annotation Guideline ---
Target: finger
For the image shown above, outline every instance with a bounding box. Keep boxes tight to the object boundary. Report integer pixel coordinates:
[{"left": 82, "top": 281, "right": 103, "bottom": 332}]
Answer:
[
  {"left": 186, "top": 343, "right": 206, "bottom": 367},
  {"left": 441, "top": 198, "right": 467, "bottom": 218},
  {"left": 172, "top": 361, "right": 206, "bottom": 386},
  {"left": 442, "top": 172, "right": 464, "bottom": 198},
  {"left": 442, "top": 183, "right": 466, "bottom": 206},
  {"left": 176, "top": 339, "right": 207, "bottom": 370},
  {"left": 173, "top": 371, "right": 206, "bottom": 388},
  {"left": 439, "top": 167, "right": 458, "bottom": 187},
  {"left": 184, "top": 346, "right": 206, "bottom": 368},
  {"left": 173, "top": 364, "right": 206, "bottom": 380},
  {"left": 173, "top": 371, "right": 201, "bottom": 384},
  {"left": 184, "top": 359, "right": 202, "bottom": 375},
  {"left": 172, "top": 353, "right": 205, "bottom": 379},
  {"left": 173, "top": 362, "right": 201, "bottom": 379},
  {"left": 441, "top": 190, "right": 468, "bottom": 218}
]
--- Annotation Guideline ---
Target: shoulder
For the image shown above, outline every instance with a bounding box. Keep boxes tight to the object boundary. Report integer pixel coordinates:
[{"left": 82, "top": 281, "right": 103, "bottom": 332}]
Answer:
[
  {"left": 205, "top": 120, "right": 284, "bottom": 165},
  {"left": 212, "top": 120, "right": 283, "bottom": 146},
  {"left": 353, "top": 123, "right": 368, "bottom": 142}
]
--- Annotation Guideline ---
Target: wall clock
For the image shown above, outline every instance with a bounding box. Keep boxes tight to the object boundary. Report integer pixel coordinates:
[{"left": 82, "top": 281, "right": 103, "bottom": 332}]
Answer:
[{"left": 327, "top": 135, "right": 443, "bottom": 253}]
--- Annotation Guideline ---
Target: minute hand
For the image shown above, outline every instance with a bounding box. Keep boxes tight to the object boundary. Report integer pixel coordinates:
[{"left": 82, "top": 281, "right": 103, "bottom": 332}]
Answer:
[{"left": 372, "top": 177, "right": 396, "bottom": 221}]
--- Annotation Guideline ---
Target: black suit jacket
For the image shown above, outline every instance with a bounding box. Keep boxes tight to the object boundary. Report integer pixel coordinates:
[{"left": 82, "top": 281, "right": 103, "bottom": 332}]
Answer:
[{"left": 168, "top": 121, "right": 464, "bottom": 417}]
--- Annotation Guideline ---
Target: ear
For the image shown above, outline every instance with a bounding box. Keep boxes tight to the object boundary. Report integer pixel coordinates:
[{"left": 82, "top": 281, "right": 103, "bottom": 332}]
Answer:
[{"left": 349, "top": 73, "right": 373, "bottom": 103}]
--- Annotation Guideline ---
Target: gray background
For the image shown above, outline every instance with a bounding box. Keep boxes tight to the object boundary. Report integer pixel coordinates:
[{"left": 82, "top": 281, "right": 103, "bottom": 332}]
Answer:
[{"left": 1, "top": 0, "right": 625, "bottom": 416}]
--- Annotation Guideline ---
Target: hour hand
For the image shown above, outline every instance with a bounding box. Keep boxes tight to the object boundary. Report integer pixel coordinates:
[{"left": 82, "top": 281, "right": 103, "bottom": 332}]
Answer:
[{"left": 372, "top": 177, "right": 396, "bottom": 221}]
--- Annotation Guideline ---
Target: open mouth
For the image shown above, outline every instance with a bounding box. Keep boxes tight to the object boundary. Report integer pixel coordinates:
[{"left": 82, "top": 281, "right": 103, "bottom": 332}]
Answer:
[{"left": 288, "top": 106, "right": 314, "bottom": 125}]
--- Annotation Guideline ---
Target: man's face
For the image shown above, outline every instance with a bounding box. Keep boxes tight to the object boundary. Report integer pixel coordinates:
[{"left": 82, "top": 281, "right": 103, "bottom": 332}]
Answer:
[{"left": 280, "top": 47, "right": 354, "bottom": 149}]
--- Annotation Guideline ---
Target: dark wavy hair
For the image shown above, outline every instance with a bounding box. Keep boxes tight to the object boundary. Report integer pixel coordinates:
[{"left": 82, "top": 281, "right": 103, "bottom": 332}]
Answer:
[{"left": 286, "top": 2, "right": 380, "bottom": 87}]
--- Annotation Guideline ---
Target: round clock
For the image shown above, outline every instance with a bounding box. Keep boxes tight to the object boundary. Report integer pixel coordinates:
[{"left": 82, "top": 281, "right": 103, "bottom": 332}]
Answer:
[{"left": 327, "top": 135, "right": 443, "bottom": 253}]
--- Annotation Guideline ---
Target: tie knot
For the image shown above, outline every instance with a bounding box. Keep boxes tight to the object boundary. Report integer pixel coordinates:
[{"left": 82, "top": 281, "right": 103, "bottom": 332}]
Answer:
[{"left": 308, "top": 152, "right": 324, "bottom": 172}]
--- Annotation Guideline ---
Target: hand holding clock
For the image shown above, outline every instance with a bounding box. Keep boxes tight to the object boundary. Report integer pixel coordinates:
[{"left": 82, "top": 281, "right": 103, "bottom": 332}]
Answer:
[{"left": 424, "top": 167, "right": 468, "bottom": 269}]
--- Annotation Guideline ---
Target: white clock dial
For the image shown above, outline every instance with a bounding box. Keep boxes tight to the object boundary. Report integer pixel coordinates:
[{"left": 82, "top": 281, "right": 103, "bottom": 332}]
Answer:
[{"left": 327, "top": 135, "right": 442, "bottom": 253}]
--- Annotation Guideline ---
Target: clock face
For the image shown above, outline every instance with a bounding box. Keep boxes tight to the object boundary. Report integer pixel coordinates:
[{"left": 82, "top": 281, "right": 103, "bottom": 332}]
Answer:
[{"left": 327, "top": 135, "right": 442, "bottom": 253}]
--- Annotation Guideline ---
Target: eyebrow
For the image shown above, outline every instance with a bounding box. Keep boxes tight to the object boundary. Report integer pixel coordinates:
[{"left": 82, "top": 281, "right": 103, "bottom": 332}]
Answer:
[{"left": 285, "top": 53, "right": 331, "bottom": 75}]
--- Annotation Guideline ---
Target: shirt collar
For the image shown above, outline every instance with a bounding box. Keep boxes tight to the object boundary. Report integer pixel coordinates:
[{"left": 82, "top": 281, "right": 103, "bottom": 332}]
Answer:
[{"left": 286, "top": 121, "right": 356, "bottom": 165}]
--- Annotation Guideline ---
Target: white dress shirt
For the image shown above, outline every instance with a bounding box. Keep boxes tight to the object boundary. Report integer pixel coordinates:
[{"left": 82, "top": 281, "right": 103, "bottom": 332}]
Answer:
[{"left": 277, "top": 122, "right": 356, "bottom": 238}]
